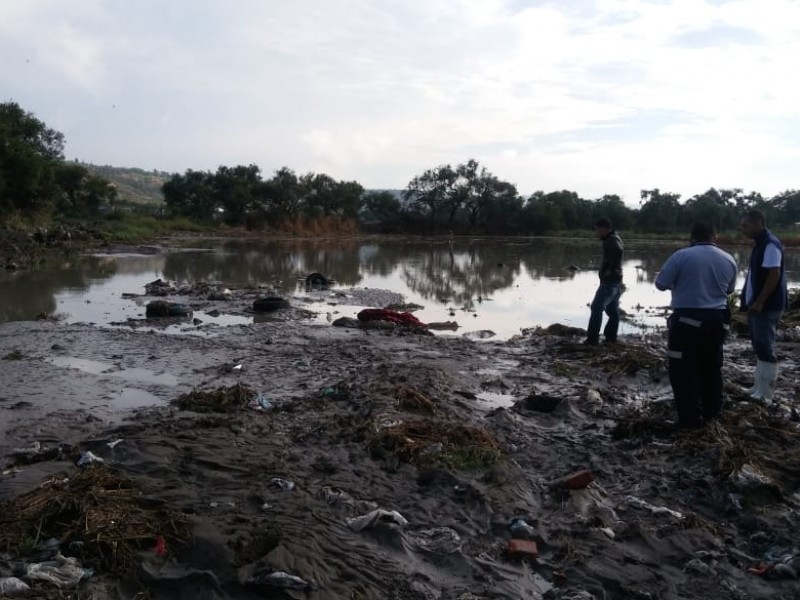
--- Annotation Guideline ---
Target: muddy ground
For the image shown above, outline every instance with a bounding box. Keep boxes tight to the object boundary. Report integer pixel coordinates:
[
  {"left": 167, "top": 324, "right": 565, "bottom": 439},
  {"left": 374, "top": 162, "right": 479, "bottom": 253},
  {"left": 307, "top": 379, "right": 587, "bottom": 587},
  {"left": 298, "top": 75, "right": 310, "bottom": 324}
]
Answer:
[{"left": 1, "top": 283, "right": 800, "bottom": 600}]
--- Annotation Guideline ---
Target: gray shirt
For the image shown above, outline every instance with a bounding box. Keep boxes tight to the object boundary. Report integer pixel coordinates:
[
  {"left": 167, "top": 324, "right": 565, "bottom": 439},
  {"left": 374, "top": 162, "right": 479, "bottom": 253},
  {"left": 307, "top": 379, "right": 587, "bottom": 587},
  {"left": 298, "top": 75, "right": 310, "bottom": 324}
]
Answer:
[{"left": 655, "top": 243, "right": 738, "bottom": 309}]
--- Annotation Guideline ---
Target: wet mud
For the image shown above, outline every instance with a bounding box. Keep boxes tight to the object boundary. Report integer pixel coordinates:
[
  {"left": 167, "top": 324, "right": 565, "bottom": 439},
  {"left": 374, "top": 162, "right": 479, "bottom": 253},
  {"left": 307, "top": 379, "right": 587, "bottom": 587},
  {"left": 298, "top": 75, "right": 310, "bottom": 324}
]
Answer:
[{"left": 1, "top": 293, "right": 800, "bottom": 599}]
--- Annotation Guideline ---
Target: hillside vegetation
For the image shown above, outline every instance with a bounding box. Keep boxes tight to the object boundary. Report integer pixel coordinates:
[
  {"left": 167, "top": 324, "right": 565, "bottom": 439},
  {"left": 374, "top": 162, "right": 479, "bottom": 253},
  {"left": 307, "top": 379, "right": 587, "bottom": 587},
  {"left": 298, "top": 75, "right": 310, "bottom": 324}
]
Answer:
[{"left": 82, "top": 163, "right": 170, "bottom": 205}]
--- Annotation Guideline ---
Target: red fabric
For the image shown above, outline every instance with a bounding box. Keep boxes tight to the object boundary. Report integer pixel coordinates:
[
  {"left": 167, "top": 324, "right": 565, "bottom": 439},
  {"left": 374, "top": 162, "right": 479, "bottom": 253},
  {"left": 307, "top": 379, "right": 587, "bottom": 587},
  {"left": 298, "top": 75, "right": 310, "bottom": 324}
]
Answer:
[
  {"left": 357, "top": 308, "right": 426, "bottom": 328},
  {"left": 154, "top": 535, "right": 167, "bottom": 556}
]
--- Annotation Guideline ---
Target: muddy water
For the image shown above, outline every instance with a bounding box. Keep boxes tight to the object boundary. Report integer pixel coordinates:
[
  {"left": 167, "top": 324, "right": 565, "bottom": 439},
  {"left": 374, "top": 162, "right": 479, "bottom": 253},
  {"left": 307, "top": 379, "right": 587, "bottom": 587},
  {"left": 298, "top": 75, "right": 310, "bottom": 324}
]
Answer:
[{"left": 3, "top": 237, "right": 794, "bottom": 339}]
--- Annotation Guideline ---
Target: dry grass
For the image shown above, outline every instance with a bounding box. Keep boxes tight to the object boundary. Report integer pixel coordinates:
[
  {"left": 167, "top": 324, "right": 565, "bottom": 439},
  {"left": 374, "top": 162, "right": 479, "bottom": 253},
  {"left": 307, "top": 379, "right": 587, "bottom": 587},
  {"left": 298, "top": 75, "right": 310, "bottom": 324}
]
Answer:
[
  {"left": 368, "top": 419, "right": 502, "bottom": 470},
  {"left": 173, "top": 383, "right": 253, "bottom": 413},
  {"left": 393, "top": 384, "right": 436, "bottom": 414},
  {"left": 589, "top": 346, "right": 664, "bottom": 376},
  {"left": 0, "top": 467, "right": 189, "bottom": 573},
  {"left": 278, "top": 215, "right": 359, "bottom": 236}
]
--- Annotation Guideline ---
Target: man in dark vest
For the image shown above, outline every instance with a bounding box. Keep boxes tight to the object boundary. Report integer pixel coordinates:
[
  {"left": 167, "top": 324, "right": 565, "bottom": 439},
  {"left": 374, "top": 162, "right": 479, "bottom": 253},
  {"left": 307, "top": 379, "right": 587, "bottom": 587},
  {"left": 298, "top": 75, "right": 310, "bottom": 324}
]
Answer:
[
  {"left": 740, "top": 210, "right": 788, "bottom": 402},
  {"left": 584, "top": 217, "right": 623, "bottom": 345},
  {"left": 655, "top": 223, "right": 737, "bottom": 428}
]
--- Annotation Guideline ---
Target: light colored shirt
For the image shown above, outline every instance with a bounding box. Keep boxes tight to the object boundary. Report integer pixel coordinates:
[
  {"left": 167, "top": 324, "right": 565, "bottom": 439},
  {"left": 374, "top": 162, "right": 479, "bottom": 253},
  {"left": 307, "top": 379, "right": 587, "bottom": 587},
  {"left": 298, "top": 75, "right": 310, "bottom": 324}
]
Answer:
[
  {"left": 744, "top": 244, "right": 782, "bottom": 304},
  {"left": 655, "top": 243, "right": 738, "bottom": 309}
]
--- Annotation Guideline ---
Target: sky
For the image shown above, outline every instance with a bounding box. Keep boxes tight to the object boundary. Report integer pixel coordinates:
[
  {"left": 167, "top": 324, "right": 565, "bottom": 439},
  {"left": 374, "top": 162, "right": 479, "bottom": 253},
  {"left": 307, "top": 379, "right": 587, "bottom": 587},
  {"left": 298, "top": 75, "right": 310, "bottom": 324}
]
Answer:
[{"left": 2, "top": 0, "right": 799, "bottom": 205}]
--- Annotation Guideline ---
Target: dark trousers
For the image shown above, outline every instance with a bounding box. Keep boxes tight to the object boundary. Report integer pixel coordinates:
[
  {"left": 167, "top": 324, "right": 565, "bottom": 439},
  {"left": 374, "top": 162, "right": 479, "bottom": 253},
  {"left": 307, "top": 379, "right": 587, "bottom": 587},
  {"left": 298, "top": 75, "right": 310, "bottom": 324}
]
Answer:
[{"left": 667, "top": 309, "right": 729, "bottom": 428}]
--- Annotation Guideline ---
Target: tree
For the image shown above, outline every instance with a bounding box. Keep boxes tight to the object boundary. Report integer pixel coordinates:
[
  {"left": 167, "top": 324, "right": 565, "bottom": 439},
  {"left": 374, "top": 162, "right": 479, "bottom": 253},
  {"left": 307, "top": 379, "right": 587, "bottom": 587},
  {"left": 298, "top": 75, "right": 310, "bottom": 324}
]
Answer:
[
  {"left": 0, "top": 101, "right": 65, "bottom": 220},
  {"left": 262, "top": 167, "right": 307, "bottom": 219},
  {"left": 162, "top": 170, "right": 217, "bottom": 220},
  {"left": 593, "top": 194, "right": 634, "bottom": 230},
  {"left": 54, "top": 162, "right": 116, "bottom": 216},
  {"left": 213, "top": 164, "right": 261, "bottom": 225},
  {"left": 638, "top": 189, "right": 681, "bottom": 233},
  {"left": 404, "top": 165, "right": 458, "bottom": 231}
]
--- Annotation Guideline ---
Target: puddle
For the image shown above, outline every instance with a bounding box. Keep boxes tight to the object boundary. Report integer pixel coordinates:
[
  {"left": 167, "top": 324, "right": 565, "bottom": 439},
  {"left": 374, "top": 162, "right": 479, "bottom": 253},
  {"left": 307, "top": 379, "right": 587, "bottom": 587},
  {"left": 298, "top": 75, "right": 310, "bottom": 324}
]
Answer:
[
  {"left": 48, "top": 356, "right": 179, "bottom": 386},
  {"left": 116, "top": 387, "right": 165, "bottom": 410},
  {"left": 475, "top": 391, "right": 516, "bottom": 409}
]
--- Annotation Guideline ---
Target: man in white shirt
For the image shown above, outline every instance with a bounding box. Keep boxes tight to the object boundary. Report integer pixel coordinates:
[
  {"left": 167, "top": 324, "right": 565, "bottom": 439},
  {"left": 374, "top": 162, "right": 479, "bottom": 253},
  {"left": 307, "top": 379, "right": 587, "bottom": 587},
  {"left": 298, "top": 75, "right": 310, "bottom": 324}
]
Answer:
[{"left": 739, "top": 210, "right": 788, "bottom": 402}]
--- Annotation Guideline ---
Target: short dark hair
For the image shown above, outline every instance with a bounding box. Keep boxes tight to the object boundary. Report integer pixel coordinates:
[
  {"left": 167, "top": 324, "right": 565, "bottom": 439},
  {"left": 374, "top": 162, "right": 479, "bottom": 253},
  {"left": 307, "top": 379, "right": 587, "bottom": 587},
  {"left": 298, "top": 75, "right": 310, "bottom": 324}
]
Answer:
[
  {"left": 743, "top": 210, "right": 766, "bottom": 226},
  {"left": 690, "top": 222, "right": 715, "bottom": 243},
  {"left": 594, "top": 217, "right": 612, "bottom": 229}
]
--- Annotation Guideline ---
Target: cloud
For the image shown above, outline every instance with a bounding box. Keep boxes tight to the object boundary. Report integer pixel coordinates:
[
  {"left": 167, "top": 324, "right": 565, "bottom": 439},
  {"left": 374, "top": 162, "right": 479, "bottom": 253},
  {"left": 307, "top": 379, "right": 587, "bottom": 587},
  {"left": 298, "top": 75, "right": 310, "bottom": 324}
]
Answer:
[
  {"left": 669, "top": 22, "right": 765, "bottom": 47},
  {"left": 1, "top": 0, "right": 799, "bottom": 203}
]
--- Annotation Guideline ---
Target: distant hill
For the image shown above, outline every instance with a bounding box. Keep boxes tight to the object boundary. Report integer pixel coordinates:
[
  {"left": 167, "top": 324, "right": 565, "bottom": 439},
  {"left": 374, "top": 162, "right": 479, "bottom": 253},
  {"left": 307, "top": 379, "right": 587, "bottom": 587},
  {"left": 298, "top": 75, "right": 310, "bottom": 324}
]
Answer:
[{"left": 82, "top": 163, "right": 171, "bottom": 205}]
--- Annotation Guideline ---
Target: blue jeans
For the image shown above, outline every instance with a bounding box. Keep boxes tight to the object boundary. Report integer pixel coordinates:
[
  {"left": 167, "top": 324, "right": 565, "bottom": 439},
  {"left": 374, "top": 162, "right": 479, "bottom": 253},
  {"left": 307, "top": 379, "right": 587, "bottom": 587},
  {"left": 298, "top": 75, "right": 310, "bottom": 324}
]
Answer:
[
  {"left": 747, "top": 310, "right": 782, "bottom": 362},
  {"left": 587, "top": 283, "right": 621, "bottom": 342}
]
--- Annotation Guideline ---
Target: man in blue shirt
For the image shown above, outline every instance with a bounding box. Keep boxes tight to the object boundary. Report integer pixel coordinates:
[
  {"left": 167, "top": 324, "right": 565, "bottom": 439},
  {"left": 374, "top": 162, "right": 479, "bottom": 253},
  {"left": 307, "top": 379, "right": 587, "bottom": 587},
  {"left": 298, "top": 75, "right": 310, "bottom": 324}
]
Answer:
[
  {"left": 655, "top": 222, "right": 737, "bottom": 429},
  {"left": 740, "top": 210, "right": 788, "bottom": 402}
]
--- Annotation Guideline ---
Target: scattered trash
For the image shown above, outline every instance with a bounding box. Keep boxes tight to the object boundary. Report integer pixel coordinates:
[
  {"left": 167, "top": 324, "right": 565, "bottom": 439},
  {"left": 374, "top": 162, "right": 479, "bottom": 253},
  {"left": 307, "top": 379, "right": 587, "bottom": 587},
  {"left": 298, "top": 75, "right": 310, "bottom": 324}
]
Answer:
[
  {"left": 145, "top": 300, "right": 191, "bottom": 318},
  {"left": 427, "top": 321, "right": 459, "bottom": 331},
  {"left": 0, "top": 577, "right": 30, "bottom": 596},
  {"left": 463, "top": 330, "right": 496, "bottom": 340},
  {"left": 154, "top": 535, "right": 167, "bottom": 557},
  {"left": 509, "top": 517, "right": 537, "bottom": 540},
  {"left": 253, "top": 296, "right": 290, "bottom": 312},
  {"left": 248, "top": 569, "right": 310, "bottom": 590},
  {"left": 347, "top": 509, "right": 408, "bottom": 532},
  {"left": 76, "top": 451, "right": 105, "bottom": 467},
  {"left": 516, "top": 394, "right": 562, "bottom": 413},
  {"left": 332, "top": 316, "right": 361, "bottom": 328},
  {"left": 144, "top": 278, "right": 176, "bottom": 296},
  {"left": 250, "top": 393, "right": 273, "bottom": 411},
  {"left": 174, "top": 384, "right": 253, "bottom": 413},
  {"left": 507, "top": 538, "right": 539, "bottom": 560},
  {"left": 556, "top": 469, "right": 594, "bottom": 490},
  {"left": 26, "top": 553, "right": 86, "bottom": 588},
  {"left": 683, "top": 558, "right": 716, "bottom": 576},
  {"left": 409, "top": 527, "right": 462, "bottom": 555},
  {"left": 306, "top": 272, "right": 332, "bottom": 289},
  {"left": 599, "top": 527, "right": 615, "bottom": 539},
  {"left": 357, "top": 308, "right": 426, "bottom": 328},
  {"left": 270, "top": 477, "right": 295, "bottom": 491},
  {"left": 107, "top": 439, "right": 124, "bottom": 449},
  {"left": 626, "top": 496, "right": 683, "bottom": 519}
]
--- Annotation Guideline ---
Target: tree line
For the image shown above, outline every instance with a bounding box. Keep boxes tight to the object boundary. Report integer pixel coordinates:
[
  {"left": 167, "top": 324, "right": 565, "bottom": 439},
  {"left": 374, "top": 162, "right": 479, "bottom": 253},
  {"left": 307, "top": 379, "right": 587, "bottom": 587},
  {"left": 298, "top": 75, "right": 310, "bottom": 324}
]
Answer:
[
  {"left": 163, "top": 159, "right": 800, "bottom": 235},
  {"left": 3, "top": 100, "right": 799, "bottom": 234},
  {"left": 0, "top": 102, "right": 117, "bottom": 224}
]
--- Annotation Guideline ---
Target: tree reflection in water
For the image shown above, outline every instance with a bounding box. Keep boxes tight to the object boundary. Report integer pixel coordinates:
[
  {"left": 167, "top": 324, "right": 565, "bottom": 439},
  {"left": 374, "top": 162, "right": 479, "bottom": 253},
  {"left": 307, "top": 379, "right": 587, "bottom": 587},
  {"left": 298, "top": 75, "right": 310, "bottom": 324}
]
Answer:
[{"left": 0, "top": 256, "right": 118, "bottom": 322}]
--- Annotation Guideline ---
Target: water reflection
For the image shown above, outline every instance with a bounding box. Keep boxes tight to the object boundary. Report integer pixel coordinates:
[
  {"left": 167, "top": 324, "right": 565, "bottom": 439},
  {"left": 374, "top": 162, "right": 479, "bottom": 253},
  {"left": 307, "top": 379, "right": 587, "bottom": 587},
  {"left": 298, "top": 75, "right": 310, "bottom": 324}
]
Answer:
[
  {"left": 0, "top": 239, "right": 796, "bottom": 339},
  {"left": 0, "top": 256, "right": 118, "bottom": 322}
]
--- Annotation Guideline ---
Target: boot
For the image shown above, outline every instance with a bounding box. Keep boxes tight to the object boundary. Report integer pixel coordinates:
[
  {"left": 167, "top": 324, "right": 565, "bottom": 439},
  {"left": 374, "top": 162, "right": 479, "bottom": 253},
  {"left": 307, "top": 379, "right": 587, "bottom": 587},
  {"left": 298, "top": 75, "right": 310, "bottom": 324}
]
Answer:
[
  {"left": 757, "top": 361, "right": 779, "bottom": 402},
  {"left": 743, "top": 362, "right": 763, "bottom": 397}
]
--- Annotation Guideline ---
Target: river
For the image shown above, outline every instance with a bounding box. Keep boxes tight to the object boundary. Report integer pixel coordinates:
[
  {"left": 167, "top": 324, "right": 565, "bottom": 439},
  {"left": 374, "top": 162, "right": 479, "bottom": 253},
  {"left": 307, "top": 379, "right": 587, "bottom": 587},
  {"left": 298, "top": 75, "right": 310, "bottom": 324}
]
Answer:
[{"left": 1, "top": 236, "right": 795, "bottom": 339}]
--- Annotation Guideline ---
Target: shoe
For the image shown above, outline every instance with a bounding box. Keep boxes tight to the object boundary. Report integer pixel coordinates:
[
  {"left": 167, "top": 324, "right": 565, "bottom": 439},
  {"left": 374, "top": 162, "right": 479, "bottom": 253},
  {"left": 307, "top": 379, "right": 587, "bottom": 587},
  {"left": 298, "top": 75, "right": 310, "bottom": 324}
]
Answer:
[
  {"left": 603, "top": 338, "right": 621, "bottom": 345},
  {"left": 582, "top": 338, "right": 599, "bottom": 346}
]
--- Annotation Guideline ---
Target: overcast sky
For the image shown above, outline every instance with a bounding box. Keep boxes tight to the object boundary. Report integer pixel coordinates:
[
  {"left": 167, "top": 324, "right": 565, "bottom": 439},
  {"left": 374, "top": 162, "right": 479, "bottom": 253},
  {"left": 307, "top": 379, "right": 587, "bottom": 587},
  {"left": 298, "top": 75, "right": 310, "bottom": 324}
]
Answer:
[{"left": 2, "top": 0, "right": 798, "bottom": 204}]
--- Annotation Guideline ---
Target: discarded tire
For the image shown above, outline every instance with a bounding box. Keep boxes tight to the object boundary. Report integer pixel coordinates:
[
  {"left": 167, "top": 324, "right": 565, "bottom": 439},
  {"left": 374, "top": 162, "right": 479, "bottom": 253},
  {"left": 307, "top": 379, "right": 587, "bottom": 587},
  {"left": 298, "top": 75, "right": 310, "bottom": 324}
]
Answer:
[
  {"left": 306, "top": 272, "right": 330, "bottom": 289},
  {"left": 253, "top": 297, "right": 290, "bottom": 312},
  {"left": 146, "top": 301, "right": 191, "bottom": 318}
]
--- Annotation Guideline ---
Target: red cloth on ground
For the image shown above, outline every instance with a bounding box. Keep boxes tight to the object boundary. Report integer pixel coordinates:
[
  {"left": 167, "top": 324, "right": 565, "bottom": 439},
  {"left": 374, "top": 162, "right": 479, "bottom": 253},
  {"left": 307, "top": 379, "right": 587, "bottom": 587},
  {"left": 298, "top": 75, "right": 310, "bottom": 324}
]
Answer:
[{"left": 357, "top": 308, "right": 426, "bottom": 328}]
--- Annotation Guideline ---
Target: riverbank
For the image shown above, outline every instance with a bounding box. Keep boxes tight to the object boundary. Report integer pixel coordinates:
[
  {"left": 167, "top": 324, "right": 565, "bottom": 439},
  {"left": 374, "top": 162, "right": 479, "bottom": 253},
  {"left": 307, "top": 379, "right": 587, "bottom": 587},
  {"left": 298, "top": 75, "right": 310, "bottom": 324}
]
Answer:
[{"left": 1, "top": 308, "right": 799, "bottom": 599}]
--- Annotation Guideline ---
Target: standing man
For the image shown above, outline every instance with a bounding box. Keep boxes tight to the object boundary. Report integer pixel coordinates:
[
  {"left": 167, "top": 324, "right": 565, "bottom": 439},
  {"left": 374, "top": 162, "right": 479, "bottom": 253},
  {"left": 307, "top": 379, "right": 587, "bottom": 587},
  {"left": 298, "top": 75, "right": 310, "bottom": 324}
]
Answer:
[
  {"left": 655, "top": 222, "right": 737, "bottom": 429},
  {"left": 740, "top": 210, "right": 788, "bottom": 402},
  {"left": 585, "top": 217, "right": 623, "bottom": 345}
]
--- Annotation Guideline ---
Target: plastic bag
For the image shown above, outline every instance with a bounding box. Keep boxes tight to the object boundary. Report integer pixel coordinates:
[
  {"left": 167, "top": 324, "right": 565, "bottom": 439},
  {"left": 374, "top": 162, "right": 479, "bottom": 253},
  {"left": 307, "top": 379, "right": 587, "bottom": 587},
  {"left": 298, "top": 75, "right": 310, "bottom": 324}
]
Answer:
[
  {"left": 249, "top": 570, "right": 309, "bottom": 589},
  {"left": 26, "top": 553, "right": 85, "bottom": 587},
  {"left": 0, "top": 577, "right": 30, "bottom": 596},
  {"left": 347, "top": 509, "right": 408, "bottom": 531},
  {"left": 409, "top": 527, "right": 462, "bottom": 555}
]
